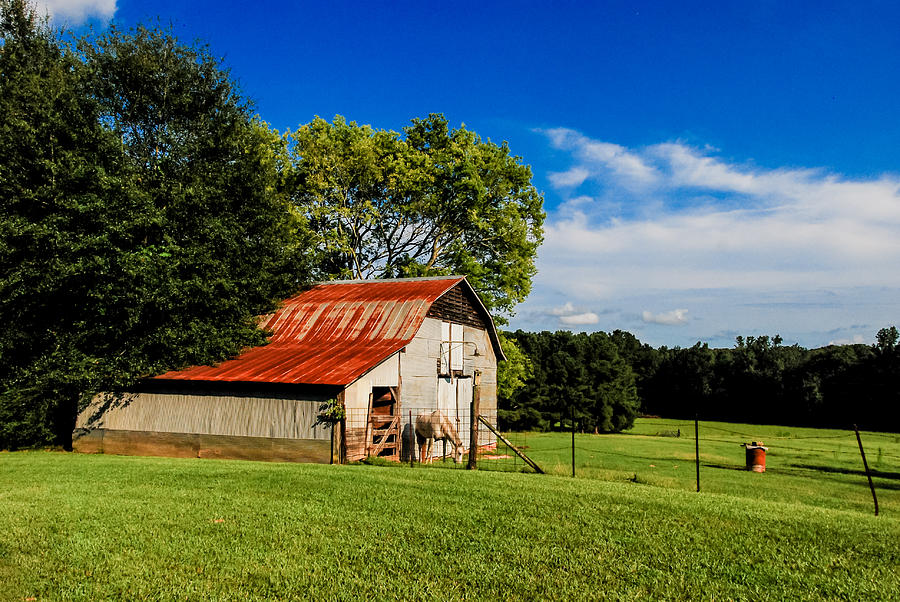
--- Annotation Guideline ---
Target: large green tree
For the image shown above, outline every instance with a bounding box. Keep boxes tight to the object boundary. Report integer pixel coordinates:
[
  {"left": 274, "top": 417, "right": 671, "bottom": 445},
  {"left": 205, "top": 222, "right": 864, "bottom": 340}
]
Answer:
[
  {"left": 0, "top": 4, "right": 306, "bottom": 449},
  {"left": 0, "top": 0, "right": 127, "bottom": 447},
  {"left": 288, "top": 114, "right": 545, "bottom": 320},
  {"left": 501, "top": 330, "right": 640, "bottom": 432}
]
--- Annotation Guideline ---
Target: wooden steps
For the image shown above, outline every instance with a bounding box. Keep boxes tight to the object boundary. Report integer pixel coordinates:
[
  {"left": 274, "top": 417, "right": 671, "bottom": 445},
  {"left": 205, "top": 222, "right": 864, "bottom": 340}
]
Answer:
[{"left": 367, "top": 415, "right": 400, "bottom": 460}]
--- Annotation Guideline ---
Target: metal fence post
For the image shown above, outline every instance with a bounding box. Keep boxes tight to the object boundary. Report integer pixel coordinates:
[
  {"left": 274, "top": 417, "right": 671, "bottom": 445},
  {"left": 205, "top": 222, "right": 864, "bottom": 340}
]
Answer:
[
  {"left": 695, "top": 414, "right": 700, "bottom": 492},
  {"left": 854, "top": 424, "right": 879, "bottom": 516},
  {"left": 571, "top": 405, "right": 576, "bottom": 478}
]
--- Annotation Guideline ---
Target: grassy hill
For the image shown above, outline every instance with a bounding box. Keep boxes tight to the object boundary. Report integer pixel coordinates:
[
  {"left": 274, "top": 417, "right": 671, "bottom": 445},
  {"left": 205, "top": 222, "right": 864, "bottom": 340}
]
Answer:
[{"left": 1, "top": 420, "right": 898, "bottom": 600}]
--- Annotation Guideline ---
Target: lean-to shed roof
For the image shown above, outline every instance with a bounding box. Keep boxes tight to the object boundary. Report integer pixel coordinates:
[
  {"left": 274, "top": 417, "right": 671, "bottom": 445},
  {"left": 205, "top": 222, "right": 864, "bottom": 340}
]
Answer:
[{"left": 153, "top": 276, "right": 504, "bottom": 386}]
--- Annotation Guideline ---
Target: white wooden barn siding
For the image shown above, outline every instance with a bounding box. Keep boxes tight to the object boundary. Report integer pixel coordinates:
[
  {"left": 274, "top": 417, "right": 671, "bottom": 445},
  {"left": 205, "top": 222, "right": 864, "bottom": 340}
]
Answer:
[{"left": 398, "top": 317, "right": 497, "bottom": 456}]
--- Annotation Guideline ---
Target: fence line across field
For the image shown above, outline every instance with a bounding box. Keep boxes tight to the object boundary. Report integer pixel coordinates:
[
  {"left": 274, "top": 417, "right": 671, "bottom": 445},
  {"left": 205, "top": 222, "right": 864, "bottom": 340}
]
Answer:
[{"left": 343, "top": 401, "right": 893, "bottom": 516}]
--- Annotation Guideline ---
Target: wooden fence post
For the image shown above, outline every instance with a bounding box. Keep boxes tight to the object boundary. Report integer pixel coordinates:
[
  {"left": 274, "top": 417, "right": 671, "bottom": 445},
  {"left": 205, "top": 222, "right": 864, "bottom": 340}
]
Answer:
[{"left": 467, "top": 380, "right": 480, "bottom": 470}]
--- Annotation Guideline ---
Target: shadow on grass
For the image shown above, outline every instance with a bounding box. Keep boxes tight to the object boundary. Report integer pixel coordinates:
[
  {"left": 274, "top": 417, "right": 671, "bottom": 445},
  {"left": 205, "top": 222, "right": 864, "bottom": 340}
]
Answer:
[
  {"left": 703, "top": 463, "right": 900, "bottom": 490},
  {"left": 791, "top": 463, "right": 900, "bottom": 482},
  {"left": 704, "top": 463, "right": 746, "bottom": 472},
  {"left": 569, "top": 447, "right": 694, "bottom": 464}
]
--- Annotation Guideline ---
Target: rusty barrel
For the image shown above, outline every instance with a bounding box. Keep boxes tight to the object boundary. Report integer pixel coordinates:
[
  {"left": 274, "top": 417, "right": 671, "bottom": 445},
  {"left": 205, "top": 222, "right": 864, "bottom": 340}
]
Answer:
[{"left": 743, "top": 441, "right": 768, "bottom": 472}]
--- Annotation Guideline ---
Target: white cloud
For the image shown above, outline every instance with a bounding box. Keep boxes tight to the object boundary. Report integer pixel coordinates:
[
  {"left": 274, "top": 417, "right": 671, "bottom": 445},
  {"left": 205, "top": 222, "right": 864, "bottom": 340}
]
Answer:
[
  {"left": 548, "top": 167, "right": 590, "bottom": 188},
  {"left": 31, "top": 0, "right": 116, "bottom": 24},
  {"left": 537, "top": 131, "right": 900, "bottom": 300},
  {"left": 828, "top": 334, "right": 867, "bottom": 346},
  {"left": 560, "top": 312, "right": 600, "bottom": 325},
  {"left": 516, "top": 129, "right": 900, "bottom": 347},
  {"left": 549, "top": 302, "right": 576, "bottom": 316},
  {"left": 642, "top": 309, "right": 689, "bottom": 326},
  {"left": 542, "top": 127, "right": 660, "bottom": 187},
  {"left": 546, "top": 301, "right": 600, "bottom": 326}
]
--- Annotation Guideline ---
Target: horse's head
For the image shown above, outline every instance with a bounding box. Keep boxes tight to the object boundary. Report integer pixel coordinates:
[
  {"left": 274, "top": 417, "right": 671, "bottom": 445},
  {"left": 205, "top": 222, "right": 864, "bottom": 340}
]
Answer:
[{"left": 452, "top": 445, "right": 465, "bottom": 464}]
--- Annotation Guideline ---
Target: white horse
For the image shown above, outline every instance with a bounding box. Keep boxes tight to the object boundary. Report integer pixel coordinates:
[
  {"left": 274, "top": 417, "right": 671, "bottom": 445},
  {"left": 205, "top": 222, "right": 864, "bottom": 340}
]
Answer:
[{"left": 415, "top": 411, "right": 465, "bottom": 464}]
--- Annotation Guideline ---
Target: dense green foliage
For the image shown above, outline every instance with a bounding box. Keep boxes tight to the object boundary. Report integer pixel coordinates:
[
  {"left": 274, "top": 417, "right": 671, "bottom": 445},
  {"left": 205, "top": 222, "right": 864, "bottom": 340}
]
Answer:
[
  {"left": 287, "top": 114, "right": 545, "bottom": 320},
  {"left": 496, "top": 334, "right": 533, "bottom": 404},
  {"left": 503, "top": 327, "right": 900, "bottom": 433},
  {"left": 501, "top": 330, "right": 641, "bottom": 432},
  {"left": 0, "top": 1, "right": 306, "bottom": 448},
  {"left": 638, "top": 330, "right": 900, "bottom": 431},
  {"left": 0, "top": 2, "right": 545, "bottom": 449},
  {"left": 1, "top": 447, "right": 896, "bottom": 600}
]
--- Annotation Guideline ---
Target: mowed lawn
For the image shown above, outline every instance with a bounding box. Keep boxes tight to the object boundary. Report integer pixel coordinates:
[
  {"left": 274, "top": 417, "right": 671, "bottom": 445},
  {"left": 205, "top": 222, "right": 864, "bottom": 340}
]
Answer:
[{"left": 0, "top": 422, "right": 898, "bottom": 601}]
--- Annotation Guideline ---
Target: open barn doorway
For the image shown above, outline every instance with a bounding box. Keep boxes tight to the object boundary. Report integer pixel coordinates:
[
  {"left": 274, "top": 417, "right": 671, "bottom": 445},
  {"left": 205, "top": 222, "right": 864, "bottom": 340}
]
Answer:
[{"left": 366, "top": 386, "right": 401, "bottom": 460}]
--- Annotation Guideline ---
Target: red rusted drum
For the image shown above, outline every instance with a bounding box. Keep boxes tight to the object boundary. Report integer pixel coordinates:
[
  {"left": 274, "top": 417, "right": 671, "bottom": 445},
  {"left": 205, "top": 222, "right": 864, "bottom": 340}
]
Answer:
[{"left": 744, "top": 441, "right": 768, "bottom": 472}]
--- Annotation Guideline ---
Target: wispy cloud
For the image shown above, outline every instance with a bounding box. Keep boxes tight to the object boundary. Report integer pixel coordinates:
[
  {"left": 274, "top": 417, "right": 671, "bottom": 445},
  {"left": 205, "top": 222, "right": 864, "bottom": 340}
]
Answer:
[
  {"left": 538, "top": 130, "right": 900, "bottom": 299},
  {"left": 513, "top": 129, "right": 900, "bottom": 347},
  {"left": 549, "top": 302, "right": 577, "bottom": 316},
  {"left": 560, "top": 312, "right": 600, "bottom": 325},
  {"left": 828, "top": 334, "right": 866, "bottom": 346},
  {"left": 31, "top": 0, "right": 116, "bottom": 24},
  {"left": 548, "top": 167, "right": 590, "bottom": 188},
  {"left": 642, "top": 309, "right": 689, "bottom": 326},
  {"left": 542, "top": 127, "right": 660, "bottom": 188},
  {"left": 547, "top": 302, "right": 600, "bottom": 326}
]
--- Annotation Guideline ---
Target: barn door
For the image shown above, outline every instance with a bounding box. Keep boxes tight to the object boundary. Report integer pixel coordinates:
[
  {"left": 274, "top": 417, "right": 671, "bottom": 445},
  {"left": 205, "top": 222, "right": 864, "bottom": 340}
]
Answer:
[
  {"left": 455, "top": 377, "right": 472, "bottom": 451},
  {"left": 436, "top": 376, "right": 472, "bottom": 458}
]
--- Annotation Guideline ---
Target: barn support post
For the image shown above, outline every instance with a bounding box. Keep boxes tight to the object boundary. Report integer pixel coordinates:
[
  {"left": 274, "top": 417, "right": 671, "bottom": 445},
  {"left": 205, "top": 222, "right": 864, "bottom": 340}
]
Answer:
[
  {"left": 467, "top": 375, "right": 480, "bottom": 470},
  {"left": 409, "top": 410, "right": 415, "bottom": 467},
  {"left": 364, "top": 391, "right": 374, "bottom": 458},
  {"left": 338, "top": 391, "right": 347, "bottom": 465}
]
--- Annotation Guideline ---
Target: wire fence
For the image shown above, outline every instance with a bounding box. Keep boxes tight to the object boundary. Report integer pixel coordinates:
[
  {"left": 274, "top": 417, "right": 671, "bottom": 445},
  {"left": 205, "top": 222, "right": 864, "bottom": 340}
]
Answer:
[
  {"left": 343, "top": 406, "right": 897, "bottom": 515},
  {"left": 520, "top": 417, "right": 898, "bottom": 516},
  {"left": 342, "top": 403, "right": 544, "bottom": 472}
]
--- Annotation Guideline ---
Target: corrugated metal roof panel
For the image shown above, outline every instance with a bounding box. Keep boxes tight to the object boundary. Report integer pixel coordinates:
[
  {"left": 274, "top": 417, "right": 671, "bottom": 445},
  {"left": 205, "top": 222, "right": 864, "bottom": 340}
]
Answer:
[{"left": 154, "top": 277, "right": 466, "bottom": 386}]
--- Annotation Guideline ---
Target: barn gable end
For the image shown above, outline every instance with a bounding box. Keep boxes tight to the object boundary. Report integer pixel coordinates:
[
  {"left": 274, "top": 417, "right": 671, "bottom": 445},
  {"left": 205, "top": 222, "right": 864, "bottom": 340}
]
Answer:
[{"left": 426, "top": 283, "right": 487, "bottom": 329}]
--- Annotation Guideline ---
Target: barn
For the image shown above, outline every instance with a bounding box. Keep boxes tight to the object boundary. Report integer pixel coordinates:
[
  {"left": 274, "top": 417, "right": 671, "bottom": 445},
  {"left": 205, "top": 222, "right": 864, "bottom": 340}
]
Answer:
[{"left": 73, "top": 276, "right": 504, "bottom": 464}]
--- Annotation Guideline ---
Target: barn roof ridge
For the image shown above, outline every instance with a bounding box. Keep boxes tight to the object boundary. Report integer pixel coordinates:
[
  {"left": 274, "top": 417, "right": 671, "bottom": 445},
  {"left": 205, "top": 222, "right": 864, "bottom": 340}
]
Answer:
[{"left": 314, "top": 275, "right": 465, "bottom": 285}]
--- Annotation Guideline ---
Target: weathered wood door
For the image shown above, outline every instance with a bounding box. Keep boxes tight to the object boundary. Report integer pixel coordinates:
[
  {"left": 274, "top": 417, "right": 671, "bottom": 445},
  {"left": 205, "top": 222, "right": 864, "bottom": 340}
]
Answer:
[
  {"left": 437, "top": 376, "right": 472, "bottom": 456},
  {"left": 366, "top": 387, "right": 401, "bottom": 461}
]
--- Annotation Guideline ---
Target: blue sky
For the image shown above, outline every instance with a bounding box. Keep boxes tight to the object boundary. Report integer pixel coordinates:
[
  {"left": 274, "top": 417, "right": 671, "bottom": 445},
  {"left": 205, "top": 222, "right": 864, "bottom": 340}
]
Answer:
[{"left": 42, "top": 0, "right": 900, "bottom": 349}]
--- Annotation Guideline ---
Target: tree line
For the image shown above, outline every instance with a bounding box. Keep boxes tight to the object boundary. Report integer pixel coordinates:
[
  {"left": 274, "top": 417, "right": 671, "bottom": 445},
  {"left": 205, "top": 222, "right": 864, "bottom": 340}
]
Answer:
[
  {"left": 500, "top": 327, "right": 900, "bottom": 434},
  {"left": 0, "top": 1, "right": 544, "bottom": 449}
]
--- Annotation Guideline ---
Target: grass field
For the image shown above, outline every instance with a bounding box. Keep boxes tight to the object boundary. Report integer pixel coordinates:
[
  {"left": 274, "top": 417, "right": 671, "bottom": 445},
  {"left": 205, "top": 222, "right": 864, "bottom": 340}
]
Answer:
[
  {"left": 489, "top": 418, "right": 900, "bottom": 516},
  {"left": 1, "top": 419, "right": 898, "bottom": 600}
]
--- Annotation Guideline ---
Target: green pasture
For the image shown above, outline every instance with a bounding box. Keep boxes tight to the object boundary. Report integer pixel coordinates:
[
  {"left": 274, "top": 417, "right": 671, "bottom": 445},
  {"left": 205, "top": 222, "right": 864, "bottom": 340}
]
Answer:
[
  {"left": 1, "top": 419, "right": 898, "bottom": 601},
  {"left": 492, "top": 418, "right": 900, "bottom": 516}
]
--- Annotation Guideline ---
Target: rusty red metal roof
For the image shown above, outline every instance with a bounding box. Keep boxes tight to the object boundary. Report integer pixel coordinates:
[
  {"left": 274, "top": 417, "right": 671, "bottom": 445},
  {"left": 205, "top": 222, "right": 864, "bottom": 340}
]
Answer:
[{"left": 153, "top": 276, "right": 471, "bottom": 386}]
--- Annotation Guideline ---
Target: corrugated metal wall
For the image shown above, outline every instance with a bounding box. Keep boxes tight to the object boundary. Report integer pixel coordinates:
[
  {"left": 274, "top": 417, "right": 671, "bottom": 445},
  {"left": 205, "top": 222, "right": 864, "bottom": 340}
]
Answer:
[{"left": 76, "top": 392, "right": 331, "bottom": 440}]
